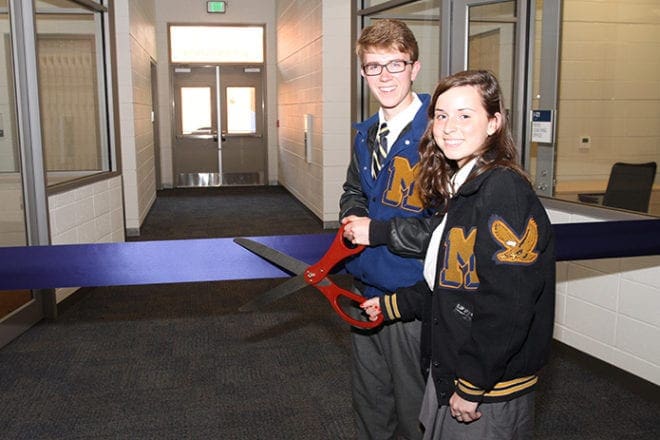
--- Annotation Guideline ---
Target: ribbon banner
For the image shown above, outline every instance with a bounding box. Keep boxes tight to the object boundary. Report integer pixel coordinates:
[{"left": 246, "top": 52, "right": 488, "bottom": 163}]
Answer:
[{"left": 1, "top": 220, "right": 659, "bottom": 291}]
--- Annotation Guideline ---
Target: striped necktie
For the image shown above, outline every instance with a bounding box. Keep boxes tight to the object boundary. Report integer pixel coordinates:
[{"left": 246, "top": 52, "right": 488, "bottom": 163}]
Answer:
[{"left": 371, "top": 122, "right": 390, "bottom": 179}]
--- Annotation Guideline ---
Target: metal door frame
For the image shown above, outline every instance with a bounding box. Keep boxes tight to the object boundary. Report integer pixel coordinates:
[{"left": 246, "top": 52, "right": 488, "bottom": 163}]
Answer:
[
  {"left": 527, "top": 0, "right": 561, "bottom": 197},
  {"left": 1, "top": 0, "right": 48, "bottom": 348}
]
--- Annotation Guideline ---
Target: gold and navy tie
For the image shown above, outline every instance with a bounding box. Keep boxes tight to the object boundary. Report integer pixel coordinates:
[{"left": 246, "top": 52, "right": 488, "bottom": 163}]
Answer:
[{"left": 371, "top": 122, "right": 390, "bottom": 179}]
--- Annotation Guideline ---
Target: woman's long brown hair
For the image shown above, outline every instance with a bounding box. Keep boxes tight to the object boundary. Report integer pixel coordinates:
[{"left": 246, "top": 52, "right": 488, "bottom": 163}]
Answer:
[{"left": 416, "top": 70, "right": 530, "bottom": 209}]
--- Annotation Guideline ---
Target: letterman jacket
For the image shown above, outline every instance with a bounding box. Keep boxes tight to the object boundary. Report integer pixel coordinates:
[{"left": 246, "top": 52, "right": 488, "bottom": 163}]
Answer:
[
  {"left": 339, "top": 93, "right": 432, "bottom": 298},
  {"left": 370, "top": 167, "right": 556, "bottom": 405}
]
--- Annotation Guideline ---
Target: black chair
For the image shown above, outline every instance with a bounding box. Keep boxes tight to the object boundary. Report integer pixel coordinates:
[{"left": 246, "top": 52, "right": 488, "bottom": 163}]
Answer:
[{"left": 578, "top": 162, "right": 657, "bottom": 212}]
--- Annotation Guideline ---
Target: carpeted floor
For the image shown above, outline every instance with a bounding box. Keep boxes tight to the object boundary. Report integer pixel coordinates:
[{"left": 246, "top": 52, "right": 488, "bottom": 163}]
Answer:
[{"left": 0, "top": 186, "right": 658, "bottom": 439}]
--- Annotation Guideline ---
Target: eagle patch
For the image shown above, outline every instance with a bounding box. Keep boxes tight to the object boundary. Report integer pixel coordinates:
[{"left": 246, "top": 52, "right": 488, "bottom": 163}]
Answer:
[{"left": 489, "top": 215, "right": 539, "bottom": 265}]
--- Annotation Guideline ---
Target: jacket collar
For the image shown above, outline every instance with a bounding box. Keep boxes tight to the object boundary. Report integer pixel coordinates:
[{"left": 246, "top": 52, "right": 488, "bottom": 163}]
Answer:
[{"left": 454, "top": 165, "right": 496, "bottom": 197}]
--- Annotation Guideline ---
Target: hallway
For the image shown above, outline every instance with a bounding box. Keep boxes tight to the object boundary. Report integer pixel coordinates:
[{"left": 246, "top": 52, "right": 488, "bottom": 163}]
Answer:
[{"left": 0, "top": 187, "right": 658, "bottom": 439}]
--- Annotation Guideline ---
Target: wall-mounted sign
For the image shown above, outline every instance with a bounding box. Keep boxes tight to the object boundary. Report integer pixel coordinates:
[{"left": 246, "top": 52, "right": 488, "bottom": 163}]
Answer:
[
  {"left": 207, "top": 1, "right": 227, "bottom": 13},
  {"left": 531, "top": 109, "right": 553, "bottom": 143}
]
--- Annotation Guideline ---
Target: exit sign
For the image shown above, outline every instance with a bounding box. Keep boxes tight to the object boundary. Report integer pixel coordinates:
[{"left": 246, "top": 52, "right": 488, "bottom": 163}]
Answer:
[{"left": 207, "top": 1, "right": 226, "bottom": 13}]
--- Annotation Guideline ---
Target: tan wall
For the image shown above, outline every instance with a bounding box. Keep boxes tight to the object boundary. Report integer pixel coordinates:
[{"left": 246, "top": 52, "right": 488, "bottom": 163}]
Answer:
[
  {"left": 277, "top": 0, "right": 353, "bottom": 225},
  {"left": 116, "top": 0, "right": 158, "bottom": 233},
  {"left": 276, "top": 0, "right": 324, "bottom": 219}
]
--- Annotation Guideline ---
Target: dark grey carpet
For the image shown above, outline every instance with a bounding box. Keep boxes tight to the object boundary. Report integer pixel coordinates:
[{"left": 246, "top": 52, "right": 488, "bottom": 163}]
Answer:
[{"left": 0, "top": 186, "right": 658, "bottom": 439}]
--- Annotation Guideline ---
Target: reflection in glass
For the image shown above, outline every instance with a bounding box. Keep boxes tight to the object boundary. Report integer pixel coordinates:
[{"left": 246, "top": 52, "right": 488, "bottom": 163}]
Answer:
[
  {"left": 181, "top": 87, "right": 212, "bottom": 134},
  {"left": 227, "top": 87, "right": 256, "bottom": 134}
]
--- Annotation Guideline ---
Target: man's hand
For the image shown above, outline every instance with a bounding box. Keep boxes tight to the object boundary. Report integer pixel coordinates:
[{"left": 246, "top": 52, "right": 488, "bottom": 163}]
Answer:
[{"left": 341, "top": 215, "right": 372, "bottom": 245}]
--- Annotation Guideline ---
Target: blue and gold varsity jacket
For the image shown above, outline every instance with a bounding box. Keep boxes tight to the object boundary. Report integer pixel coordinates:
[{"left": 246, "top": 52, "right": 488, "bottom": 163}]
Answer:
[{"left": 339, "top": 93, "right": 432, "bottom": 299}]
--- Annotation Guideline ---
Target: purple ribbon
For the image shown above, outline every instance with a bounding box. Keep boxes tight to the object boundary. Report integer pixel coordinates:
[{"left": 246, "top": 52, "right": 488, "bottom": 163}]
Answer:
[{"left": 1, "top": 220, "right": 659, "bottom": 291}]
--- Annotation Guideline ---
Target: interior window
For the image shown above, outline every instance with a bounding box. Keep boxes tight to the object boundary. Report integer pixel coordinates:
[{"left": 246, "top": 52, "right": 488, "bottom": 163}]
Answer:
[{"left": 35, "top": 0, "right": 112, "bottom": 186}]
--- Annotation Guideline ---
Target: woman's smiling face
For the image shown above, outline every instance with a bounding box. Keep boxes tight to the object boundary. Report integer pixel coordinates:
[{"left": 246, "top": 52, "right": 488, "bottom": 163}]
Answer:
[{"left": 432, "top": 85, "right": 501, "bottom": 168}]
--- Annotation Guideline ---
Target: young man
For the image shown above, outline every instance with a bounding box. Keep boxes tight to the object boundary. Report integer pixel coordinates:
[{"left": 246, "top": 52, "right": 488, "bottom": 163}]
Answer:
[{"left": 339, "top": 19, "right": 430, "bottom": 440}]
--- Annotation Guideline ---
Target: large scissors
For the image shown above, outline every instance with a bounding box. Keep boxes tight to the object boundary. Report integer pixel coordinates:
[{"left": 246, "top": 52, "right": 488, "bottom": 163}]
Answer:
[{"left": 234, "top": 225, "right": 383, "bottom": 329}]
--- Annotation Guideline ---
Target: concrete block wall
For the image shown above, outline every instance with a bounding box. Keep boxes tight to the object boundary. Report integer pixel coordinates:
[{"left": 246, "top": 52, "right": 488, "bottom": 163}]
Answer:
[
  {"left": 546, "top": 201, "right": 659, "bottom": 385},
  {"left": 48, "top": 176, "right": 125, "bottom": 303}
]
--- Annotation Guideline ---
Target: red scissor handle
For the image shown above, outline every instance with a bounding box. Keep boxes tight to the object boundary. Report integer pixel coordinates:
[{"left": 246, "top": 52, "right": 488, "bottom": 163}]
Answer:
[
  {"left": 303, "top": 225, "right": 384, "bottom": 329},
  {"left": 303, "top": 224, "right": 363, "bottom": 284}
]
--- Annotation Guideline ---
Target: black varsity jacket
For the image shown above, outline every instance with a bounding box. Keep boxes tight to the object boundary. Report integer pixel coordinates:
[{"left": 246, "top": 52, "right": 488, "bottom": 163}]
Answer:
[{"left": 370, "top": 167, "right": 556, "bottom": 405}]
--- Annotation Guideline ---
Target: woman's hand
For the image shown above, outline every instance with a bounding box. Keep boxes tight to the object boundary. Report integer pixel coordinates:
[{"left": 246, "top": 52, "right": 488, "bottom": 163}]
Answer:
[
  {"left": 360, "top": 297, "right": 382, "bottom": 322},
  {"left": 449, "top": 392, "right": 481, "bottom": 423},
  {"left": 341, "top": 215, "right": 372, "bottom": 245}
]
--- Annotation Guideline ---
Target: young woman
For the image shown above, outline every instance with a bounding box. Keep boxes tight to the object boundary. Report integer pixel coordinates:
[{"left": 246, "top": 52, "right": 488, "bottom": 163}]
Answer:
[{"left": 342, "top": 70, "right": 556, "bottom": 439}]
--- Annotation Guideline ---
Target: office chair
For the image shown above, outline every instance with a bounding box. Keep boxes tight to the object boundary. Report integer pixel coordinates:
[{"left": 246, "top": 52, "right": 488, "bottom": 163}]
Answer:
[{"left": 578, "top": 161, "right": 657, "bottom": 212}]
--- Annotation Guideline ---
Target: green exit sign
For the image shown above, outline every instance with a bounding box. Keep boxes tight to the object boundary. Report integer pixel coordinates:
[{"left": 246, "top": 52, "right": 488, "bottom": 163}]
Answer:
[{"left": 207, "top": 1, "right": 226, "bottom": 13}]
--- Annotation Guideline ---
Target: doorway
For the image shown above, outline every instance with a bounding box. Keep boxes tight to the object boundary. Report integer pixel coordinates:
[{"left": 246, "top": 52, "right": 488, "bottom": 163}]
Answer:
[
  {"left": 172, "top": 64, "right": 265, "bottom": 187},
  {"left": 172, "top": 64, "right": 266, "bottom": 187}
]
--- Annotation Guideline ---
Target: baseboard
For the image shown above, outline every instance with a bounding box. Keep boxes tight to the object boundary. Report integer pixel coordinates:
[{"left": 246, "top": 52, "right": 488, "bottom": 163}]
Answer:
[
  {"left": 55, "top": 286, "right": 93, "bottom": 317},
  {"left": 323, "top": 220, "right": 340, "bottom": 229},
  {"left": 551, "top": 340, "right": 659, "bottom": 403}
]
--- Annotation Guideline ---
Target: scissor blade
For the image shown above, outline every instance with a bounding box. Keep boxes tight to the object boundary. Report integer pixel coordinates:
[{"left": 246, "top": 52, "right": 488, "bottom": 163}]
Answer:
[
  {"left": 238, "top": 275, "right": 311, "bottom": 312},
  {"left": 234, "top": 237, "right": 309, "bottom": 275}
]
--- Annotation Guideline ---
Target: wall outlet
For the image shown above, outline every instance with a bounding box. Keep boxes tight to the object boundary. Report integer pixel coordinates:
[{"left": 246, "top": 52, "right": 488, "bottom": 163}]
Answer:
[{"left": 578, "top": 135, "right": 591, "bottom": 151}]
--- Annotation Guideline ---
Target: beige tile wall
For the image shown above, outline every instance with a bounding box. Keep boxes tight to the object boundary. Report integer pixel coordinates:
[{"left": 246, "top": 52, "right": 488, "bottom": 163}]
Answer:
[
  {"left": 49, "top": 176, "right": 125, "bottom": 303},
  {"left": 116, "top": 0, "right": 157, "bottom": 234},
  {"left": 277, "top": 0, "right": 324, "bottom": 219},
  {"left": 277, "top": 0, "right": 352, "bottom": 225}
]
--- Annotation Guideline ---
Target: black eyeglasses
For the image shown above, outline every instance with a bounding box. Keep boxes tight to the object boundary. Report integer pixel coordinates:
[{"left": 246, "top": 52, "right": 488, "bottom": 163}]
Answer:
[{"left": 361, "top": 59, "right": 414, "bottom": 76}]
